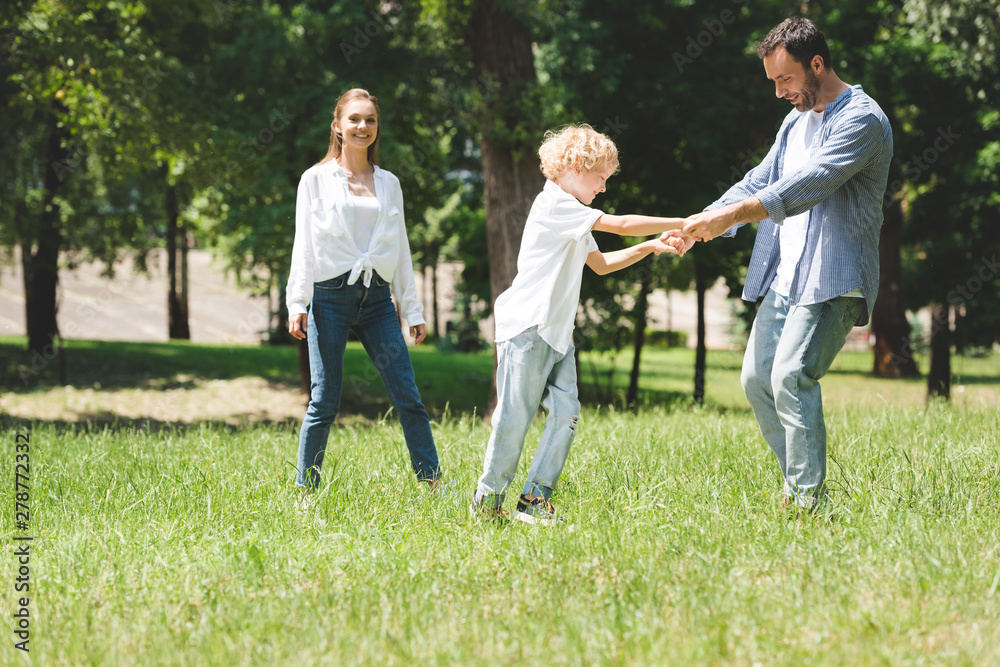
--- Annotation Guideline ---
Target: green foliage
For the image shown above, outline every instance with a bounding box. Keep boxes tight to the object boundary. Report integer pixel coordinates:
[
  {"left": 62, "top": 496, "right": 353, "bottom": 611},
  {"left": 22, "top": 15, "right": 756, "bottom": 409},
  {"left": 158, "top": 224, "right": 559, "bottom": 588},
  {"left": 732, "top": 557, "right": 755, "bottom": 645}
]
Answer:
[
  {"left": 0, "top": 0, "right": 168, "bottom": 270},
  {"left": 644, "top": 329, "right": 689, "bottom": 349},
  {"left": 3, "top": 0, "right": 999, "bottom": 362}
]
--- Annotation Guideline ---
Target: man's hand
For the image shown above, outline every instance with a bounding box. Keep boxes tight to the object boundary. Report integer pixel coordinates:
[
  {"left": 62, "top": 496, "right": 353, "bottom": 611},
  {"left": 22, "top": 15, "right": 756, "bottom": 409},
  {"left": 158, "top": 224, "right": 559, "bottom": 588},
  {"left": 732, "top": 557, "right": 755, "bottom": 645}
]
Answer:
[
  {"left": 410, "top": 323, "right": 427, "bottom": 345},
  {"left": 682, "top": 196, "right": 768, "bottom": 242},
  {"left": 682, "top": 210, "right": 734, "bottom": 242},
  {"left": 659, "top": 230, "right": 697, "bottom": 256},
  {"left": 289, "top": 313, "right": 308, "bottom": 340}
]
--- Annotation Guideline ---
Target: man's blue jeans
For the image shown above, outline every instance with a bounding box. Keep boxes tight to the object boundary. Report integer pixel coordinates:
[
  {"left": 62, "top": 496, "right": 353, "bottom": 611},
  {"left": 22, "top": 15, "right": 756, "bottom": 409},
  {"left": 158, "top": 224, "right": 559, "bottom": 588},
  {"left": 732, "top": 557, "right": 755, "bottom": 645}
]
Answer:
[
  {"left": 296, "top": 272, "right": 440, "bottom": 489},
  {"left": 475, "top": 327, "right": 580, "bottom": 508},
  {"left": 741, "top": 289, "right": 866, "bottom": 508}
]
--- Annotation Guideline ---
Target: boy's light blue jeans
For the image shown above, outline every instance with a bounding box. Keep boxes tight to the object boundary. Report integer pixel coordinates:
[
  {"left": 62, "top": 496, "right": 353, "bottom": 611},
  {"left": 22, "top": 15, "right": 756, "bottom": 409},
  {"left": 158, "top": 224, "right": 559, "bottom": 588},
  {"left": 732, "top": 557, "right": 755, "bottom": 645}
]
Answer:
[
  {"left": 297, "top": 272, "right": 440, "bottom": 489},
  {"left": 741, "top": 289, "right": 866, "bottom": 508},
  {"left": 475, "top": 327, "right": 580, "bottom": 508}
]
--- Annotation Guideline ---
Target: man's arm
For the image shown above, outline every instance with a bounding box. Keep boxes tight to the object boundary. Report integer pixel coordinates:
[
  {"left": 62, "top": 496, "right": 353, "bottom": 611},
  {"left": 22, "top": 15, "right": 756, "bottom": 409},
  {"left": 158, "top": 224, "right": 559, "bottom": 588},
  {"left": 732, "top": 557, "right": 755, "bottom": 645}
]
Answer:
[{"left": 686, "top": 113, "right": 886, "bottom": 242}]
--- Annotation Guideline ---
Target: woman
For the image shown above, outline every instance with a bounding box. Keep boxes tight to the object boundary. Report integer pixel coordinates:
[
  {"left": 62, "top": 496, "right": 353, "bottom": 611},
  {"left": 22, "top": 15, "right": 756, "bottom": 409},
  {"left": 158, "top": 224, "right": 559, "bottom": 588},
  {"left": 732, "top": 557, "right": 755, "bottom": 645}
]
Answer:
[{"left": 287, "top": 88, "right": 441, "bottom": 492}]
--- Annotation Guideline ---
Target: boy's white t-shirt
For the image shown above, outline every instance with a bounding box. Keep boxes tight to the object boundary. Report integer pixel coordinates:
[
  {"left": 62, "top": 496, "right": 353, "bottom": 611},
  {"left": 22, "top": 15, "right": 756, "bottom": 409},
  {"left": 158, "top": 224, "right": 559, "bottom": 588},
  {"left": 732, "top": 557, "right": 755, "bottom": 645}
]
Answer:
[{"left": 493, "top": 180, "right": 601, "bottom": 355}]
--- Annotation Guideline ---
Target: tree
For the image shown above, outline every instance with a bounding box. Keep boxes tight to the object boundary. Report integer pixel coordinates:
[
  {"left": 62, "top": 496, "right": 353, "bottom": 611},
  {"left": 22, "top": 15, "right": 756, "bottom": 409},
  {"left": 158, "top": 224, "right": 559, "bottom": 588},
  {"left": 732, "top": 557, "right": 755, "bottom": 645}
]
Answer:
[
  {"left": 466, "top": 1, "right": 546, "bottom": 412},
  {"left": 889, "top": 0, "right": 1000, "bottom": 400},
  {"left": 814, "top": 0, "right": 922, "bottom": 378},
  {"left": 1, "top": 1, "right": 169, "bottom": 358}
]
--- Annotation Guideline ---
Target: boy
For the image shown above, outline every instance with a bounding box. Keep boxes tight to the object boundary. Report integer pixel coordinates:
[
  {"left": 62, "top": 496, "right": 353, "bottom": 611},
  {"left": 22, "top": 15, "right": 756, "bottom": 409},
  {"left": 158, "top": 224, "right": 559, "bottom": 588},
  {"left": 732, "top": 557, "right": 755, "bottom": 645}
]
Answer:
[{"left": 473, "top": 124, "right": 689, "bottom": 525}]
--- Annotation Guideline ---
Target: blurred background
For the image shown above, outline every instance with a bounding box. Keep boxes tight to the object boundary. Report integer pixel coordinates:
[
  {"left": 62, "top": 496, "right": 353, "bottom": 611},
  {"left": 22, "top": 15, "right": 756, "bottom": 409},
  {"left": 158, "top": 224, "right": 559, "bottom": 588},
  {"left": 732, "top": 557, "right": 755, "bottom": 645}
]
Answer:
[{"left": 2, "top": 0, "right": 998, "bottom": 409}]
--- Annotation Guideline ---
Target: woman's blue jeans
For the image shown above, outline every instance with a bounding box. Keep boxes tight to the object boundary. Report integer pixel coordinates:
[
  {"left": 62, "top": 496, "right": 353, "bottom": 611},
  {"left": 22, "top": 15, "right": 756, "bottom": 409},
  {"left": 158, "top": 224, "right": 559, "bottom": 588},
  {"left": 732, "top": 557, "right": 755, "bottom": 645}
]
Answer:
[{"left": 296, "top": 272, "right": 440, "bottom": 489}]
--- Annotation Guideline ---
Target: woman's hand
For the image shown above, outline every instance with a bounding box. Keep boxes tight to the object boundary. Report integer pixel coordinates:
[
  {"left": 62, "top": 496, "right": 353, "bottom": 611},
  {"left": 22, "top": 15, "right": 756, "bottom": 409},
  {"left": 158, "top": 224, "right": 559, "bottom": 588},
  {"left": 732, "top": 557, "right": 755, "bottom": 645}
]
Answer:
[
  {"left": 289, "top": 313, "right": 308, "bottom": 340},
  {"left": 410, "top": 323, "right": 427, "bottom": 345}
]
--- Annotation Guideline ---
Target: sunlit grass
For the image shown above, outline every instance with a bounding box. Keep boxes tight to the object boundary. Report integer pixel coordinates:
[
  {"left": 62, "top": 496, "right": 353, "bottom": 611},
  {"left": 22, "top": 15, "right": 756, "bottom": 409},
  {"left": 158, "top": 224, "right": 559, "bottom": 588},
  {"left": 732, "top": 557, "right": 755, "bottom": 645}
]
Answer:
[
  {"left": 2, "top": 404, "right": 998, "bottom": 664},
  {"left": 1, "top": 337, "right": 998, "bottom": 663}
]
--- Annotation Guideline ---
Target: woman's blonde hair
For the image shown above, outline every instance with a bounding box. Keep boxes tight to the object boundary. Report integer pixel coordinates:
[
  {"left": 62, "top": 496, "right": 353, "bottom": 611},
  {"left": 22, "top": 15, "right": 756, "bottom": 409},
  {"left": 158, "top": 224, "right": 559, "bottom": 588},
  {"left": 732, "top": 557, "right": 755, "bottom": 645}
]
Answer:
[
  {"left": 538, "top": 124, "right": 619, "bottom": 180},
  {"left": 317, "top": 88, "right": 381, "bottom": 166}
]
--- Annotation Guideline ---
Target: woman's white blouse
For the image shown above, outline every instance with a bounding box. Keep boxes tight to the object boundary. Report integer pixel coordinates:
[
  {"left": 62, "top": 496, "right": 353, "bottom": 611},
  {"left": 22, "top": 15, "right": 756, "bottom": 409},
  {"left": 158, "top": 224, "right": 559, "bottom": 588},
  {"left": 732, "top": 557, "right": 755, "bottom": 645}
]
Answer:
[
  {"left": 350, "top": 195, "right": 381, "bottom": 253},
  {"left": 285, "top": 162, "right": 425, "bottom": 326}
]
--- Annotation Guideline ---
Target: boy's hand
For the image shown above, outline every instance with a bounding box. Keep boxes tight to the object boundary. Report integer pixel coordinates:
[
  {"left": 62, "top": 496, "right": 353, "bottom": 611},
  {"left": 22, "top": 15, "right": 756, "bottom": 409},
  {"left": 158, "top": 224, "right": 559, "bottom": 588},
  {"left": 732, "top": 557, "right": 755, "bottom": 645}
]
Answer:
[
  {"left": 659, "top": 230, "right": 697, "bottom": 257},
  {"left": 649, "top": 237, "right": 681, "bottom": 256}
]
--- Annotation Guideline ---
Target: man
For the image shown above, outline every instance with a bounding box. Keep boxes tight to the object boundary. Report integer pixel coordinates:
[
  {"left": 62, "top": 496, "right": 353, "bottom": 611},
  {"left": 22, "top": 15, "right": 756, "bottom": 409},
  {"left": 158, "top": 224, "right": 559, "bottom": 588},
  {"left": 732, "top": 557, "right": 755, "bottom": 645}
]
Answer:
[{"left": 673, "top": 18, "right": 893, "bottom": 513}]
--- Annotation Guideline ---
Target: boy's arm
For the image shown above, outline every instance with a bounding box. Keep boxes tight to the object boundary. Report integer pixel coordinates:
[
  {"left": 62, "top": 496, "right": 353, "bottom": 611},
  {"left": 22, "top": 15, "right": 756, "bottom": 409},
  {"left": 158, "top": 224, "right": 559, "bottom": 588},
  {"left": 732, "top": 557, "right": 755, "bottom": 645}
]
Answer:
[
  {"left": 592, "top": 214, "right": 685, "bottom": 236},
  {"left": 586, "top": 238, "right": 679, "bottom": 276}
]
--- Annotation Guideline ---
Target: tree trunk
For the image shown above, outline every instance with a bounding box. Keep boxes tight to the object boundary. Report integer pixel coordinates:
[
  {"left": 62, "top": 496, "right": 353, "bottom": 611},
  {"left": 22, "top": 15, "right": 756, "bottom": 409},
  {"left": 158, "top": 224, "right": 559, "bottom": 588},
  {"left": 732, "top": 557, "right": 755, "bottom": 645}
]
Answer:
[
  {"left": 24, "top": 105, "right": 68, "bottom": 358},
  {"left": 927, "top": 301, "right": 951, "bottom": 400},
  {"left": 469, "top": 0, "right": 543, "bottom": 417},
  {"left": 180, "top": 220, "right": 190, "bottom": 335},
  {"left": 273, "top": 271, "right": 291, "bottom": 345},
  {"left": 166, "top": 179, "right": 190, "bottom": 340},
  {"left": 871, "top": 197, "right": 918, "bottom": 377},
  {"left": 627, "top": 257, "right": 653, "bottom": 409},
  {"left": 694, "top": 257, "right": 707, "bottom": 404},
  {"left": 431, "top": 263, "right": 440, "bottom": 340}
]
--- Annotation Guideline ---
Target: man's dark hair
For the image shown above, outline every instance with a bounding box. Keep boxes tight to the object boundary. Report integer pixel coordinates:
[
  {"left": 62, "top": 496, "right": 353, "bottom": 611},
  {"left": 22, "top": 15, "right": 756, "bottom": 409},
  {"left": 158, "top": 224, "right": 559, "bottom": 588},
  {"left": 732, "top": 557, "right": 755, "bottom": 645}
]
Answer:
[{"left": 757, "top": 18, "right": 831, "bottom": 69}]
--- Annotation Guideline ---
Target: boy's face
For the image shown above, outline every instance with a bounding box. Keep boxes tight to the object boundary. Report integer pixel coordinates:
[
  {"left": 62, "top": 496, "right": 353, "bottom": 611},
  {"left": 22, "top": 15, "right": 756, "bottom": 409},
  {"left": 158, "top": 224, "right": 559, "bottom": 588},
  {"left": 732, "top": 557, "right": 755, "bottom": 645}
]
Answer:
[{"left": 567, "top": 163, "right": 615, "bottom": 205}]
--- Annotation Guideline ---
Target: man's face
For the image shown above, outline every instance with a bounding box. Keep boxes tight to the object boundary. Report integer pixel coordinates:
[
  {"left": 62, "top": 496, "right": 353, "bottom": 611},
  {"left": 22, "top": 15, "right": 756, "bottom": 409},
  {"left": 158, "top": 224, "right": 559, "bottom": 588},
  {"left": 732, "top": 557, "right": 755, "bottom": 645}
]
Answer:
[{"left": 763, "top": 46, "right": 822, "bottom": 112}]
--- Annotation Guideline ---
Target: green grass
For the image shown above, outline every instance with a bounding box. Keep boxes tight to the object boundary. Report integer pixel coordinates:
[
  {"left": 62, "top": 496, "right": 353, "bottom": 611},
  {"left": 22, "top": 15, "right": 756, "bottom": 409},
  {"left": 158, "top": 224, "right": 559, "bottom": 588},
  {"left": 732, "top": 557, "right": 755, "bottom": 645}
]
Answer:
[{"left": 1, "top": 337, "right": 999, "bottom": 664}]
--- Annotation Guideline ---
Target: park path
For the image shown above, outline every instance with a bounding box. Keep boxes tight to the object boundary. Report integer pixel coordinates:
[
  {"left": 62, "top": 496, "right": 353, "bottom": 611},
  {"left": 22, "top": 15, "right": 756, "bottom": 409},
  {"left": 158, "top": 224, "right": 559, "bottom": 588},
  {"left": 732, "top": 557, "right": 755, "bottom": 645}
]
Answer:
[{"left": 1, "top": 248, "right": 738, "bottom": 347}]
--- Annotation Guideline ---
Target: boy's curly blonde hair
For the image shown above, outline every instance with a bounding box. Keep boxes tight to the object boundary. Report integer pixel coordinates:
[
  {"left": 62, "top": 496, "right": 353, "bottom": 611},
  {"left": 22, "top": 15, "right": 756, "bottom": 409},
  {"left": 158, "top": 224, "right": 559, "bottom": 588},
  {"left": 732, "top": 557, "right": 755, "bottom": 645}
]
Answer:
[{"left": 538, "top": 124, "right": 620, "bottom": 180}]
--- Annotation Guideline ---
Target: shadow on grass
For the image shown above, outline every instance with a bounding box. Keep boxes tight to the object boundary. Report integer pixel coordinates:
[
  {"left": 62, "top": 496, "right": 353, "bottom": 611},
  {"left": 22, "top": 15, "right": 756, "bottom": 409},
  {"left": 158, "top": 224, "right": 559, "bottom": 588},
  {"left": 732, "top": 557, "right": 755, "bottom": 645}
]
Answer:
[
  {"left": 0, "top": 414, "right": 303, "bottom": 434},
  {"left": 821, "top": 368, "right": 1000, "bottom": 386},
  {"left": 0, "top": 338, "right": 299, "bottom": 392},
  {"left": 2, "top": 338, "right": 759, "bottom": 428}
]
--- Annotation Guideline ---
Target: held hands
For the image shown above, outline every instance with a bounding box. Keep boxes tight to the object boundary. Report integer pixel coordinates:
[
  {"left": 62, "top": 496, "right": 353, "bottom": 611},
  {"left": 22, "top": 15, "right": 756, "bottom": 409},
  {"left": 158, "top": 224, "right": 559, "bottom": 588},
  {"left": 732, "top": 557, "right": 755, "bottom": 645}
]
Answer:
[
  {"left": 654, "top": 207, "right": 738, "bottom": 252},
  {"left": 659, "top": 230, "right": 698, "bottom": 257},
  {"left": 647, "top": 236, "right": 682, "bottom": 257},
  {"left": 681, "top": 210, "right": 732, "bottom": 242}
]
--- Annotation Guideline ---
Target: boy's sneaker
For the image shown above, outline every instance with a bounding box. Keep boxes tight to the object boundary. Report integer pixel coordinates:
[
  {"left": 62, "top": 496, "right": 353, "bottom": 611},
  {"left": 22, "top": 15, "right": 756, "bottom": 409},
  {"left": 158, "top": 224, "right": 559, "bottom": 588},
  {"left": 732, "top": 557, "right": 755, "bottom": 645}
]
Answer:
[
  {"left": 470, "top": 494, "right": 509, "bottom": 523},
  {"left": 515, "top": 494, "right": 561, "bottom": 526}
]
